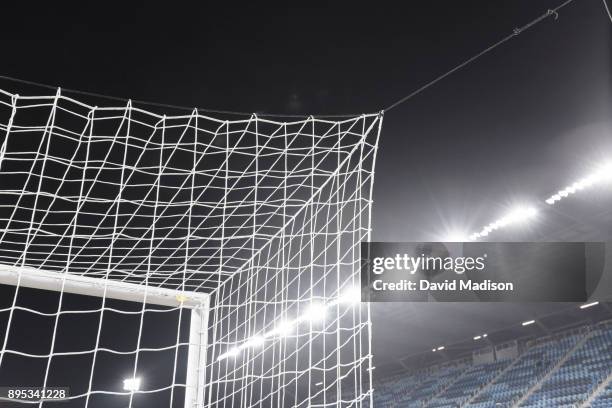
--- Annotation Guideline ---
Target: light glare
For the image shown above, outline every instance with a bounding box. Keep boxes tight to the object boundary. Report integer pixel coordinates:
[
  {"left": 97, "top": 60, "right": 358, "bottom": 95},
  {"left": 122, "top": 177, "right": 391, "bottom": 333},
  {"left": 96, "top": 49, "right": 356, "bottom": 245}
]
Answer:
[
  {"left": 339, "top": 287, "right": 362, "bottom": 304},
  {"left": 266, "top": 320, "right": 295, "bottom": 338},
  {"left": 545, "top": 162, "right": 612, "bottom": 205},
  {"left": 243, "top": 335, "right": 264, "bottom": 348},
  {"left": 217, "top": 347, "right": 240, "bottom": 361},
  {"left": 123, "top": 377, "right": 141, "bottom": 392},
  {"left": 469, "top": 206, "right": 538, "bottom": 240},
  {"left": 218, "top": 289, "right": 369, "bottom": 362},
  {"left": 302, "top": 303, "right": 327, "bottom": 323},
  {"left": 580, "top": 301, "right": 599, "bottom": 310},
  {"left": 443, "top": 230, "right": 470, "bottom": 242}
]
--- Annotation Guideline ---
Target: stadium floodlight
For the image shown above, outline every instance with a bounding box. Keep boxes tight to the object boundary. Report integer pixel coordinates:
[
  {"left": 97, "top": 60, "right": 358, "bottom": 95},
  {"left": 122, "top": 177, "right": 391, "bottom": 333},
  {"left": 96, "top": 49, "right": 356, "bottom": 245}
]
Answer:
[
  {"left": 522, "top": 320, "right": 536, "bottom": 326},
  {"left": 338, "top": 287, "right": 362, "bottom": 305},
  {"left": 545, "top": 162, "right": 612, "bottom": 205},
  {"left": 469, "top": 206, "right": 538, "bottom": 240},
  {"left": 442, "top": 230, "right": 470, "bottom": 242},
  {"left": 218, "top": 292, "right": 360, "bottom": 362},
  {"left": 301, "top": 302, "right": 327, "bottom": 323},
  {"left": 217, "top": 347, "right": 240, "bottom": 361},
  {"left": 242, "top": 335, "right": 264, "bottom": 349},
  {"left": 266, "top": 320, "right": 295, "bottom": 338},
  {"left": 123, "top": 378, "right": 141, "bottom": 392},
  {"left": 580, "top": 301, "right": 599, "bottom": 310}
]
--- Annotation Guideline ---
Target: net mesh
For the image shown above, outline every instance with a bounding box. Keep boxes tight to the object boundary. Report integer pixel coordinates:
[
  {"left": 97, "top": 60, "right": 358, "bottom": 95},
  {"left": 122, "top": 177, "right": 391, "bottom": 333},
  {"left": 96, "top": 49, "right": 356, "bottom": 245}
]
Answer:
[{"left": 0, "top": 87, "right": 382, "bottom": 407}]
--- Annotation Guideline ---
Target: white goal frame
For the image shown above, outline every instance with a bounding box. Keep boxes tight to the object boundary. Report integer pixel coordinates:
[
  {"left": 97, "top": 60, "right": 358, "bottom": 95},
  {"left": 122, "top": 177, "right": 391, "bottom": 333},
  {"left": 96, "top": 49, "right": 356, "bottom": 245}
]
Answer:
[{"left": 0, "top": 264, "right": 210, "bottom": 408}]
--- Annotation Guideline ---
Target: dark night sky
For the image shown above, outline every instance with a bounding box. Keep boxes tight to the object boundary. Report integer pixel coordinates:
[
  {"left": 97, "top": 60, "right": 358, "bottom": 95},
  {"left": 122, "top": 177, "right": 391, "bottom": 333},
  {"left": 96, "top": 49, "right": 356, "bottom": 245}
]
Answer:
[
  {"left": 1, "top": 0, "right": 611, "bottom": 386},
  {"left": 1, "top": 1, "right": 609, "bottom": 242}
]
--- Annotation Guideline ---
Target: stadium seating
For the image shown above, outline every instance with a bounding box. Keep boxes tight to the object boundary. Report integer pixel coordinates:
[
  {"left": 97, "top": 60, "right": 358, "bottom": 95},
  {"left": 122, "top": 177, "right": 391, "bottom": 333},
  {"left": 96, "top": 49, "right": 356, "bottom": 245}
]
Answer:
[
  {"left": 373, "top": 365, "right": 466, "bottom": 408},
  {"left": 467, "top": 334, "right": 581, "bottom": 408},
  {"left": 373, "top": 373, "right": 420, "bottom": 408},
  {"left": 519, "top": 326, "right": 612, "bottom": 408},
  {"left": 374, "top": 322, "right": 612, "bottom": 408},
  {"left": 426, "top": 360, "right": 509, "bottom": 408},
  {"left": 404, "top": 365, "right": 467, "bottom": 408},
  {"left": 589, "top": 381, "right": 612, "bottom": 408}
]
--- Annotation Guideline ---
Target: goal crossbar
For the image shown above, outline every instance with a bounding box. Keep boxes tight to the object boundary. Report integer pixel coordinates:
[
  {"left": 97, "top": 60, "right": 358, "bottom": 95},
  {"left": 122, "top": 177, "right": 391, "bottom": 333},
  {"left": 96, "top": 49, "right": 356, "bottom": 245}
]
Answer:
[{"left": 0, "top": 264, "right": 209, "bottom": 308}]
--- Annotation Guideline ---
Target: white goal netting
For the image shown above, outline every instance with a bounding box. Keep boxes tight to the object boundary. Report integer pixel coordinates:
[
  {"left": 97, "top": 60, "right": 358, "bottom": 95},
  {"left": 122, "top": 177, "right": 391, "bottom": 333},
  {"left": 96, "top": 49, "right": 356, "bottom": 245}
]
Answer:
[{"left": 0, "top": 87, "right": 382, "bottom": 407}]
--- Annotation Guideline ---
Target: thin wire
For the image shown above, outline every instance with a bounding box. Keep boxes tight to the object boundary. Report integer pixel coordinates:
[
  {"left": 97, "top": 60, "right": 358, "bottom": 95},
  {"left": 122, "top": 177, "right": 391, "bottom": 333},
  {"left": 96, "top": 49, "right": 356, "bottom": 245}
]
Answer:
[
  {"left": 384, "top": 0, "right": 576, "bottom": 112},
  {"left": 0, "top": 74, "right": 358, "bottom": 119},
  {"left": 603, "top": 0, "right": 612, "bottom": 23},
  {"left": 0, "top": 0, "right": 578, "bottom": 119}
]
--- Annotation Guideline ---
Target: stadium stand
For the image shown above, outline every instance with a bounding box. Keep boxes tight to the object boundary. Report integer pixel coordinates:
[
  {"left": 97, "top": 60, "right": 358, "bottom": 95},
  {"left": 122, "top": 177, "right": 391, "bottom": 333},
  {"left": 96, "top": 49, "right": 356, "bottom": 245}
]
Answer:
[
  {"left": 519, "top": 324, "right": 612, "bottom": 407},
  {"left": 468, "top": 334, "right": 582, "bottom": 407},
  {"left": 405, "top": 365, "right": 468, "bottom": 408},
  {"left": 427, "top": 360, "right": 509, "bottom": 407},
  {"left": 373, "top": 364, "right": 467, "bottom": 408},
  {"left": 589, "top": 379, "right": 612, "bottom": 408},
  {"left": 373, "top": 321, "right": 612, "bottom": 408}
]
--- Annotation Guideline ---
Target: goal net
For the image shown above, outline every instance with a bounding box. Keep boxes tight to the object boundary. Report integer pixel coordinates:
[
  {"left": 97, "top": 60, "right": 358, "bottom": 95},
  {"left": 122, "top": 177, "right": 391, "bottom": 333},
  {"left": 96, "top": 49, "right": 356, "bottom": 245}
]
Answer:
[{"left": 0, "top": 87, "right": 382, "bottom": 407}]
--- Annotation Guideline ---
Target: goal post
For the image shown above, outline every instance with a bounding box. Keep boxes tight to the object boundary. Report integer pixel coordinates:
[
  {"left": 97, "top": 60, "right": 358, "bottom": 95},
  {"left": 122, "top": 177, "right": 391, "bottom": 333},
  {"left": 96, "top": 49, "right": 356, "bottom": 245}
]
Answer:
[
  {"left": 0, "top": 87, "right": 382, "bottom": 407},
  {"left": 0, "top": 265, "right": 210, "bottom": 408},
  {"left": 185, "top": 297, "right": 209, "bottom": 408}
]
